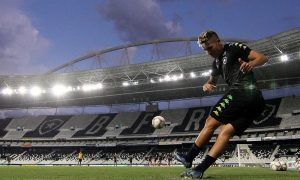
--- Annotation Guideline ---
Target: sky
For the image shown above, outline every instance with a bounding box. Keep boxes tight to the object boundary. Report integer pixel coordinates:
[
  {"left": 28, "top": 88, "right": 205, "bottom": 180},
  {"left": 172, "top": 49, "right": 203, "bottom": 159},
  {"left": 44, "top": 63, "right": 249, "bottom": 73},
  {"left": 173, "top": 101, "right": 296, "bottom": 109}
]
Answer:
[{"left": 0, "top": 0, "right": 299, "bottom": 75}]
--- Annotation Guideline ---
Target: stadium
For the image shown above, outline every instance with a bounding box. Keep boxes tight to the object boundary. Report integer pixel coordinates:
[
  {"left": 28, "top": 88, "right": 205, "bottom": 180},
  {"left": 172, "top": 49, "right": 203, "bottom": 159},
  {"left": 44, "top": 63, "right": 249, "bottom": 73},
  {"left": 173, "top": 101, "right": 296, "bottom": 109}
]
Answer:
[{"left": 0, "top": 27, "right": 299, "bottom": 180}]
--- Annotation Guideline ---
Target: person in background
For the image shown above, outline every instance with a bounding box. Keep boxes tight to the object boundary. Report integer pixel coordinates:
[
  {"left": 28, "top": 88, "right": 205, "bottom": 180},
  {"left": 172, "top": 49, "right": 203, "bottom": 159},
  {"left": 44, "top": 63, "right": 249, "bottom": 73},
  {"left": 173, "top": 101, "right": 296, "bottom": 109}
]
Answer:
[{"left": 77, "top": 150, "right": 83, "bottom": 166}]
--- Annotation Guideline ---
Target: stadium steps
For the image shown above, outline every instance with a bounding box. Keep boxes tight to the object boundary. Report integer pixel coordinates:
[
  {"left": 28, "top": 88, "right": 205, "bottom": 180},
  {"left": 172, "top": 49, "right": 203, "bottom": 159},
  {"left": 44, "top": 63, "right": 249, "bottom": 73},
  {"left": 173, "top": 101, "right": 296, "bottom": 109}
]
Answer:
[
  {"left": 153, "top": 123, "right": 176, "bottom": 135},
  {"left": 54, "top": 130, "right": 78, "bottom": 140},
  {"left": 52, "top": 150, "right": 77, "bottom": 165},
  {"left": 139, "top": 147, "right": 155, "bottom": 165},
  {"left": 240, "top": 144, "right": 260, "bottom": 163},
  {"left": 279, "top": 115, "right": 300, "bottom": 128},
  {"left": 2, "top": 130, "right": 27, "bottom": 140},
  {"left": 277, "top": 96, "right": 300, "bottom": 115},
  {"left": 100, "top": 150, "right": 124, "bottom": 165},
  {"left": 221, "top": 145, "right": 238, "bottom": 164},
  {"left": 103, "top": 127, "right": 125, "bottom": 138},
  {"left": 0, "top": 159, "right": 7, "bottom": 165},
  {"left": 86, "top": 150, "right": 103, "bottom": 165},
  {"left": 11, "top": 151, "right": 27, "bottom": 164},
  {"left": 37, "top": 150, "right": 57, "bottom": 165},
  {"left": 270, "top": 145, "right": 280, "bottom": 162},
  {"left": 203, "top": 146, "right": 209, "bottom": 157}
]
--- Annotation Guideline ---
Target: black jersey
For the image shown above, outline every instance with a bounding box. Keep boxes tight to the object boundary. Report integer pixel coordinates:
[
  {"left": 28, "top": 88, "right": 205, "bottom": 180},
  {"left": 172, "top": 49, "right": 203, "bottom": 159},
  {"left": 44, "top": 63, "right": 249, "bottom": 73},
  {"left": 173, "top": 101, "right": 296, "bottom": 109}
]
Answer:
[{"left": 211, "top": 42, "right": 256, "bottom": 89}]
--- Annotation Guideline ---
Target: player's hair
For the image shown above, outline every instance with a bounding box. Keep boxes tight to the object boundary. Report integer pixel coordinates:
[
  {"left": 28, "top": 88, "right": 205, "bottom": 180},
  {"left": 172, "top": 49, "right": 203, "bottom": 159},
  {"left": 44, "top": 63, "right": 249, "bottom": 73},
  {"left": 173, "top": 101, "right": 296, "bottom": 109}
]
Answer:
[{"left": 198, "top": 31, "right": 220, "bottom": 44}]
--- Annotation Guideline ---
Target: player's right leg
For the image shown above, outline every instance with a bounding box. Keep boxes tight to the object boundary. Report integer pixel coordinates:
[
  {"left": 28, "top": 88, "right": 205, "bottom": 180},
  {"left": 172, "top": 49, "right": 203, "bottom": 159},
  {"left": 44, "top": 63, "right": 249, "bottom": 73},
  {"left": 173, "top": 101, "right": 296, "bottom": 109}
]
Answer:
[{"left": 175, "top": 116, "right": 222, "bottom": 168}]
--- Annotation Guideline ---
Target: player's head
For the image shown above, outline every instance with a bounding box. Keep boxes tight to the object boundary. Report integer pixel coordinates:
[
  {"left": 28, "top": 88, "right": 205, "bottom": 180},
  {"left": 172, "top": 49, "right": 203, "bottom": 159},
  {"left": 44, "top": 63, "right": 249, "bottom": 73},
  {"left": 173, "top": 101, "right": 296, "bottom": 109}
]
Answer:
[{"left": 197, "top": 30, "right": 222, "bottom": 58}]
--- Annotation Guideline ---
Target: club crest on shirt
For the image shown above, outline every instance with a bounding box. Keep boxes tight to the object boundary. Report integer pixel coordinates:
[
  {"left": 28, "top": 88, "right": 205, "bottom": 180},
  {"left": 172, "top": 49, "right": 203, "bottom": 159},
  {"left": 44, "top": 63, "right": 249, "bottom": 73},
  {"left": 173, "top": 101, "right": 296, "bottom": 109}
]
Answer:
[{"left": 222, "top": 56, "right": 227, "bottom": 64}]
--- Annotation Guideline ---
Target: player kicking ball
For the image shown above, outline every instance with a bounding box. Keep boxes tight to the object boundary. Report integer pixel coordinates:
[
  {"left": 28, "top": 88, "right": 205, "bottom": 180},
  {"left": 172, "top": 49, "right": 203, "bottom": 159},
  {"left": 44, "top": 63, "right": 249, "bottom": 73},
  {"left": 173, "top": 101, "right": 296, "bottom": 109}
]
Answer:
[{"left": 175, "top": 31, "right": 268, "bottom": 179}]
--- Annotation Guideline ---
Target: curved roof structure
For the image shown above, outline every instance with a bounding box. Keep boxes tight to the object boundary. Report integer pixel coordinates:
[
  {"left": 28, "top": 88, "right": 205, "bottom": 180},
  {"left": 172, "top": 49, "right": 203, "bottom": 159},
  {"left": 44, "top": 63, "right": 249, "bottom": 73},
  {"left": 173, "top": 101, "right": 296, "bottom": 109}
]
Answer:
[
  {"left": 0, "top": 28, "right": 298, "bottom": 108},
  {"left": 47, "top": 37, "right": 251, "bottom": 74}
]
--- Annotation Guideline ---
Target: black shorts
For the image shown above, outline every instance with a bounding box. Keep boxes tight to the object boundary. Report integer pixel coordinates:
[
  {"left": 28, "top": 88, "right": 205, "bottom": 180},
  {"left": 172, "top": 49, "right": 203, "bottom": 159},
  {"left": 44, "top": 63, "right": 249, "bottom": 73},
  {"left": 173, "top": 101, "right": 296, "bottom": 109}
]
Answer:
[{"left": 210, "top": 88, "right": 265, "bottom": 135}]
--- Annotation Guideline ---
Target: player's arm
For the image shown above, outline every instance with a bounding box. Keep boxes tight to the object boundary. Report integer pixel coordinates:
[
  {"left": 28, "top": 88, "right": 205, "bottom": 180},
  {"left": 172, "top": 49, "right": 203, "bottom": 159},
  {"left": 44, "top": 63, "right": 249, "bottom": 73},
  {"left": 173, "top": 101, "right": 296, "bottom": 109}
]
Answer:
[
  {"left": 239, "top": 50, "right": 268, "bottom": 73},
  {"left": 203, "top": 75, "right": 219, "bottom": 93}
]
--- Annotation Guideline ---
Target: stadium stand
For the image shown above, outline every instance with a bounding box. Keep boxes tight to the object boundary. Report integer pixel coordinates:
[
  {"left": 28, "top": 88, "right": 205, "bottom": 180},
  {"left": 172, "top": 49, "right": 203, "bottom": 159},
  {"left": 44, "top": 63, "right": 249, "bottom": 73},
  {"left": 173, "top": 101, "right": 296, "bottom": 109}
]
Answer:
[
  {"left": 54, "top": 115, "right": 98, "bottom": 139},
  {"left": 0, "top": 118, "right": 12, "bottom": 138},
  {"left": 103, "top": 112, "right": 141, "bottom": 138},
  {"left": 3, "top": 116, "right": 46, "bottom": 139},
  {"left": 0, "top": 97, "right": 293, "bottom": 141},
  {"left": 277, "top": 96, "right": 300, "bottom": 115},
  {"left": 72, "top": 114, "right": 116, "bottom": 138},
  {"left": 23, "top": 116, "right": 71, "bottom": 138}
]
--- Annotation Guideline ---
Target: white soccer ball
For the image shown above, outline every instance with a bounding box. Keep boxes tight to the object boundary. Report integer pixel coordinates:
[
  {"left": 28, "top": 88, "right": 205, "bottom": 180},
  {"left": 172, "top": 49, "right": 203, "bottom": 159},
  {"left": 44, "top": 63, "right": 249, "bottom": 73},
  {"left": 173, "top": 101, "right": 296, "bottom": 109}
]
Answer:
[
  {"left": 270, "top": 161, "right": 287, "bottom": 171},
  {"left": 270, "top": 161, "right": 282, "bottom": 171},
  {"left": 152, "top": 116, "right": 166, "bottom": 129},
  {"left": 279, "top": 161, "right": 287, "bottom": 171}
]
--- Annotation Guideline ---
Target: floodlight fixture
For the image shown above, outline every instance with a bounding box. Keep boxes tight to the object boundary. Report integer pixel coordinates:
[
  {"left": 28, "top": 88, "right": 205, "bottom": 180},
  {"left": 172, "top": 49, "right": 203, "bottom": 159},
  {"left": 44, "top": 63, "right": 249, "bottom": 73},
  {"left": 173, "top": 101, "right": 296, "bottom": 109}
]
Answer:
[
  {"left": 30, "top": 86, "right": 42, "bottom": 97},
  {"left": 67, "top": 86, "right": 74, "bottom": 91},
  {"left": 52, "top": 84, "right": 69, "bottom": 96},
  {"left": 132, "top": 81, "right": 138, "bottom": 85},
  {"left": 201, "top": 69, "right": 212, "bottom": 77},
  {"left": 96, "top": 83, "right": 103, "bottom": 89},
  {"left": 280, "top": 54, "right": 289, "bottom": 62},
  {"left": 82, "top": 83, "right": 103, "bottom": 91},
  {"left": 122, "top": 82, "right": 130, "bottom": 87},
  {"left": 171, "top": 75, "right": 178, "bottom": 81},
  {"left": 150, "top": 79, "right": 155, "bottom": 83},
  {"left": 190, "top": 72, "right": 196, "bottom": 78},
  {"left": 164, "top": 75, "right": 171, "bottom": 81},
  {"left": 2, "top": 87, "right": 13, "bottom": 95},
  {"left": 179, "top": 73, "right": 184, "bottom": 79},
  {"left": 18, "top": 86, "right": 27, "bottom": 95}
]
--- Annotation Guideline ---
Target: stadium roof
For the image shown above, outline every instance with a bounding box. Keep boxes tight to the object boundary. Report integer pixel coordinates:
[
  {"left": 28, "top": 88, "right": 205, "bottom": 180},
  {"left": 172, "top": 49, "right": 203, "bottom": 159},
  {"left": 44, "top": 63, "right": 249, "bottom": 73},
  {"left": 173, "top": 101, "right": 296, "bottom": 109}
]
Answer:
[{"left": 0, "top": 28, "right": 299, "bottom": 109}]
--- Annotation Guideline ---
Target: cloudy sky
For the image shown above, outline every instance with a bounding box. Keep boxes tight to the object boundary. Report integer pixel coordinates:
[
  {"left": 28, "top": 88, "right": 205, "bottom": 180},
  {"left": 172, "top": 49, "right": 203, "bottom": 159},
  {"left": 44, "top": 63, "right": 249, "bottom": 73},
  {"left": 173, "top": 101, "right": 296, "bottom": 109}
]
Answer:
[{"left": 0, "top": 0, "right": 299, "bottom": 75}]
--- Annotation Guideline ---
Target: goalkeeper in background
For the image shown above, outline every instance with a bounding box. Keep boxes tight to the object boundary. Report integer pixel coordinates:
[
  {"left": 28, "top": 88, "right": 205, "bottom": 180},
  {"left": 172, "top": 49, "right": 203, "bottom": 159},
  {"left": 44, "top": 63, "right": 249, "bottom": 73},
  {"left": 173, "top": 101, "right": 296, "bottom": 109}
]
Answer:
[{"left": 77, "top": 150, "right": 83, "bottom": 166}]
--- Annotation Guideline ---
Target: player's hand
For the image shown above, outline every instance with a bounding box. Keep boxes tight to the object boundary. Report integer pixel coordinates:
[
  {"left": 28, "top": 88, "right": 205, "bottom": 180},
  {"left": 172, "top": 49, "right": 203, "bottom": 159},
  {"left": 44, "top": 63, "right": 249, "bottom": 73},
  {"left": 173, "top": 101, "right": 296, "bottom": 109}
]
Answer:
[
  {"left": 203, "top": 83, "right": 216, "bottom": 93},
  {"left": 239, "top": 58, "right": 253, "bottom": 73}
]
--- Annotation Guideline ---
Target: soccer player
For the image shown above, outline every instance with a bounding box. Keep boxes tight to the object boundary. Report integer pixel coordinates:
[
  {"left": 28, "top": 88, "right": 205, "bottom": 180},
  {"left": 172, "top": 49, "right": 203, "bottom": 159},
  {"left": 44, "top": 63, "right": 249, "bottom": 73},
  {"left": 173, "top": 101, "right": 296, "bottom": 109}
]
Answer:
[
  {"left": 77, "top": 150, "right": 83, "bottom": 166},
  {"left": 175, "top": 31, "right": 267, "bottom": 179},
  {"left": 113, "top": 153, "right": 118, "bottom": 166},
  {"left": 129, "top": 155, "right": 133, "bottom": 166}
]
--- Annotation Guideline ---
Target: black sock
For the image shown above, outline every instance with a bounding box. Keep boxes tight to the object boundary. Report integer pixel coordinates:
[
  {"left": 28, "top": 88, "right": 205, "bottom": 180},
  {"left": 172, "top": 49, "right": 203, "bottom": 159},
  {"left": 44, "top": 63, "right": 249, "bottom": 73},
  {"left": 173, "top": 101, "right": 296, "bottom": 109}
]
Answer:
[
  {"left": 185, "top": 143, "right": 202, "bottom": 162},
  {"left": 194, "top": 155, "right": 216, "bottom": 172}
]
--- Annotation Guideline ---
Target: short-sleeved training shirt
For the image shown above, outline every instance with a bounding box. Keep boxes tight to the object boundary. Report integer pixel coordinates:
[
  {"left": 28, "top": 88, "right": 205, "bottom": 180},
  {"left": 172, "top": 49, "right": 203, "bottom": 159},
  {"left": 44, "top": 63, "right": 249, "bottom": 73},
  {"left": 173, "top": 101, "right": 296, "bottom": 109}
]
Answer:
[{"left": 211, "top": 42, "right": 256, "bottom": 88}]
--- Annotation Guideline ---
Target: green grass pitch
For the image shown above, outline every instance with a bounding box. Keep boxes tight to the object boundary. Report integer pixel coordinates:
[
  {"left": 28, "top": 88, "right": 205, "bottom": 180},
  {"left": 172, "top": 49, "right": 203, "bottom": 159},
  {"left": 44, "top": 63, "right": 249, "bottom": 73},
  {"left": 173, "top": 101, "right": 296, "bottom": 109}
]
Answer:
[{"left": 0, "top": 166, "right": 298, "bottom": 180}]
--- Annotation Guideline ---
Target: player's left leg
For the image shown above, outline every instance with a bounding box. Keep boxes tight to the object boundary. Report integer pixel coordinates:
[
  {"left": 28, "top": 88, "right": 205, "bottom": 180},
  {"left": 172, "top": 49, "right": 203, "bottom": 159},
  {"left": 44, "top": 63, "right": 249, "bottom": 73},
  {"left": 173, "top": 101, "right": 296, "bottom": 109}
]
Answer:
[{"left": 181, "top": 123, "right": 236, "bottom": 179}]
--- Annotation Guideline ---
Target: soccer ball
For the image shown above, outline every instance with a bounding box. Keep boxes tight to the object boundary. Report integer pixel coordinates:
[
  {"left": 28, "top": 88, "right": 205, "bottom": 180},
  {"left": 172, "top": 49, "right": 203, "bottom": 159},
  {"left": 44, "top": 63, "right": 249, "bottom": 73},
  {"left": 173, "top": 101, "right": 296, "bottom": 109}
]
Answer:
[
  {"left": 270, "top": 161, "right": 287, "bottom": 171},
  {"left": 270, "top": 161, "right": 281, "bottom": 171},
  {"left": 152, "top": 116, "right": 166, "bottom": 129},
  {"left": 279, "top": 161, "right": 287, "bottom": 171}
]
